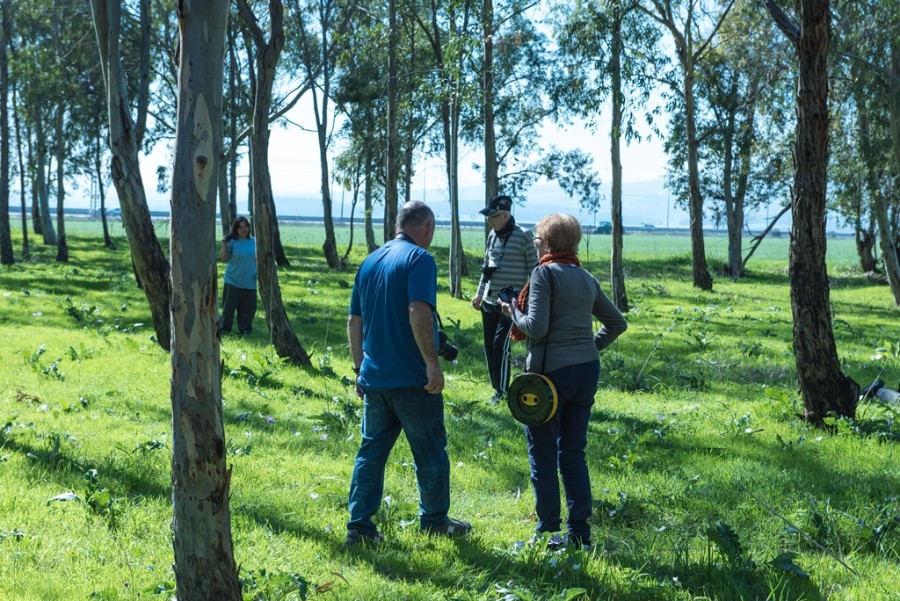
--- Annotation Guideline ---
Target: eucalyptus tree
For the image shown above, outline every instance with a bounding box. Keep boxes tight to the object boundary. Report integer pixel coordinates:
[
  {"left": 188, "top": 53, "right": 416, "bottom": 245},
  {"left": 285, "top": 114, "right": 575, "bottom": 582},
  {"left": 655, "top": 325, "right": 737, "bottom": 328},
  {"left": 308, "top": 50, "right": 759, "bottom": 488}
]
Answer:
[
  {"left": 11, "top": 1, "right": 56, "bottom": 244},
  {"left": 640, "top": 0, "right": 737, "bottom": 291},
  {"left": 50, "top": 0, "right": 107, "bottom": 262},
  {"left": 471, "top": 5, "right": 604, "bottom": 215},
  {"left": 168, "top": 3, "right": 243, "bottom": 598},
  {"left": 409, "top": 0, "right": 480, "bottom": 297},
  {"left": 90, "top": 0, "right": 172, "bottom": 351},
  {"left": 396, "top": 10, "right": 439, "bottom": 210},
  {"left": 0, "top": 0, "right": 11, "bottom": 265},
  {"left": 443, "top": 0, "right": 604, "bottom": 296},
  {"left": 831, "top": 0, "right": 900, "bottom": 305},
  {"left": 669, "top": 0, "right": 793, "bottom": 279},
  {"left": 552, "top": 0, "right": 663, "bottom": 311},
  {"left": 91, "top": 109, "right": 115, "bottom": 249},
  {"left": 333, "top": 1, "right": 435, "bottom": 253},
  {"left": 828, "top": 60, "right": 890, "bottom": 276},
  {"left": 386, "top": 0, "right": 399, "bottom": 240},
  {"left": 218, "top": 16, "right": 254, "bottom": 232},
  {"left": 478, "top": 3, "right": 599, "bottom": 198},
  {"left": 11, "top": 71, "right": 29, "bottom": 257},
  {"left": 236, "top": 0, "right": 311, "bottom": 365},
  {"left": 232, "top": 16, "right": 292, "bottom": 268},
  {"left": 763, "top": 0, "right": 858, "bottom": 425},
  {"left": 331, "top": 4, "right": 390, "bottom": 255},
  {"left": 286, "top": 0, "right": 358, "bottom": 270}
]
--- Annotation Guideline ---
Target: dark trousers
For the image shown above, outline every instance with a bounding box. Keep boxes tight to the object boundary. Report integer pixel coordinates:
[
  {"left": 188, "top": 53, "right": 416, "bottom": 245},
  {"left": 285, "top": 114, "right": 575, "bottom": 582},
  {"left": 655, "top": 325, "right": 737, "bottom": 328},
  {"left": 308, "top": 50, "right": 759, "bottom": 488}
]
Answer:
[
  {"left": 480, "top": 302, "right": 512, "bottom": 394},
  {"left": 220, "top": 283, "right": 257, "bottom": 333},
  {"left": 526, "top": 359, "right": 600, "bottom": 543}
]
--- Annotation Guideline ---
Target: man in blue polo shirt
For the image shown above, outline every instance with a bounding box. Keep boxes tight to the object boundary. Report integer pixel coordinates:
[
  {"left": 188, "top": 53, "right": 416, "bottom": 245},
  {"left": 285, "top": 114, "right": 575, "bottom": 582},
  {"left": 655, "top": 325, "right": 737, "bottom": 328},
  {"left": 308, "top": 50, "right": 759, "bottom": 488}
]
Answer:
[{"left": 345, "top": 201, "right": 472, "bottom": 545}]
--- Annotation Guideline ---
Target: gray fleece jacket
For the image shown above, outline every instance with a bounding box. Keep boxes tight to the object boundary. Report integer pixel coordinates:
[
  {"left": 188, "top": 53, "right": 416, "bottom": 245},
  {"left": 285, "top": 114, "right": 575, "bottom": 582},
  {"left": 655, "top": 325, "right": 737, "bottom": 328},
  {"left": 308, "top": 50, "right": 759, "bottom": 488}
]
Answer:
[{"left": 510, "top": 262, "right": 627, "bottom": 373}]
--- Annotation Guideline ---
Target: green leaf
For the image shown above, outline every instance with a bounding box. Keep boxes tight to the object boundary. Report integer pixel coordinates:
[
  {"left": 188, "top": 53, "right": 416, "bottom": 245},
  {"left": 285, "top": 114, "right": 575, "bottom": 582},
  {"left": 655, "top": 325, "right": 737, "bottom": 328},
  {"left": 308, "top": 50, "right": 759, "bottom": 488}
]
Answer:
[
  {"left": 707, "top": 520, "right": 743, "bottom": 562},
  {"left": 771, "top": 552, "right": 810, "bottom": 579}
]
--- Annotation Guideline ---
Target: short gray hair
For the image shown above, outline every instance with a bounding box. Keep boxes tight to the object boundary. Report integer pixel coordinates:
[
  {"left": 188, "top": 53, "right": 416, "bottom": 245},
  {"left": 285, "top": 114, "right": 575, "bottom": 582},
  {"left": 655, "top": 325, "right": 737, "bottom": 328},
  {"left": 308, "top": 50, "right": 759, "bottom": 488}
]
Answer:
[
  {"left": 396, "top": 201, "right": 434, "bottom": 230},
  {"left": 535, "top": 213, "right": 581, "bottom": 252}
]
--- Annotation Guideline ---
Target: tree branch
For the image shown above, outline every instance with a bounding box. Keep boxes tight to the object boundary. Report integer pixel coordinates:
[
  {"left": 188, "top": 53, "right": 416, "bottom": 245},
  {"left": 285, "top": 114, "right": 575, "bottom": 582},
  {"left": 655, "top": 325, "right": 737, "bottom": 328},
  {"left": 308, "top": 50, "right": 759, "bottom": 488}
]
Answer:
[
  {"left": 738, "top": 481, "right": 858, "bottom": 576},
  {"left": 235, "top": 0, "right": 266, "bottom": 48},
  {"left": 760, "top": 0, "right": 799, "bottom": 45},
  {"left": 741, "top": 202, "right": 789, "bottom": 271},
  {"left": 693, "top": 0, "right": 737, "bottom": 64}
]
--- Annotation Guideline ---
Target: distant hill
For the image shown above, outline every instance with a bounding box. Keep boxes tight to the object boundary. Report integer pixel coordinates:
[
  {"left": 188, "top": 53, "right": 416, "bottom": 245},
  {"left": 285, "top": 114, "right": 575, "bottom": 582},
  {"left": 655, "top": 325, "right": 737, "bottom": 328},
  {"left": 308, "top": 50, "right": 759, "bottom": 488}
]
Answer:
[
  {"left": 273, "top": 179, "right": 797, "bottom": 233},
  {"left": 272, "top": 180, "right": 680, "bottom": 227},
  {"left": 64, "top": 177, "right": 850, "bottom": 234}
]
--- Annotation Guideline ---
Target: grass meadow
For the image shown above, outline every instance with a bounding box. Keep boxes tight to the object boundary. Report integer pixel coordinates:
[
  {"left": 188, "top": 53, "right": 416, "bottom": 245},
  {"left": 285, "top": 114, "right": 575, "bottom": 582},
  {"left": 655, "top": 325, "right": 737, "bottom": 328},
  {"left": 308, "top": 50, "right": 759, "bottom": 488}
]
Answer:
[{"left": 0, "top": 220, "right": 898, "bottom": 601}]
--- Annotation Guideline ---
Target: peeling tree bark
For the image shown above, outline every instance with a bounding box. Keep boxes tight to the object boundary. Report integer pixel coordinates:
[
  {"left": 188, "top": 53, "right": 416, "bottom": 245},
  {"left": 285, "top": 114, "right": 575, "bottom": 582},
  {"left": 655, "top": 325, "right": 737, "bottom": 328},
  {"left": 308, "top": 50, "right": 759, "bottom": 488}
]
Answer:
[
  {"left": 169, "top": 2, "right": 241, "bottom": 599},
  {"left": 238, "top": 0, "right": 311, "bottom": 365},
  {"left": 89, "top": 0, "right": 172, "bottom": 350}
]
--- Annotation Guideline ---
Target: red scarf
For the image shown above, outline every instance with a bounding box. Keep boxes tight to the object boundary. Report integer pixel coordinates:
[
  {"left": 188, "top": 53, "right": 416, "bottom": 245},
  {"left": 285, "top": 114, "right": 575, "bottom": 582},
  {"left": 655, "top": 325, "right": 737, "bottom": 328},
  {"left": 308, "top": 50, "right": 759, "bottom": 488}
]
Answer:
[{"left": 510, "top": 250, "right": 581, "bottom": 341}]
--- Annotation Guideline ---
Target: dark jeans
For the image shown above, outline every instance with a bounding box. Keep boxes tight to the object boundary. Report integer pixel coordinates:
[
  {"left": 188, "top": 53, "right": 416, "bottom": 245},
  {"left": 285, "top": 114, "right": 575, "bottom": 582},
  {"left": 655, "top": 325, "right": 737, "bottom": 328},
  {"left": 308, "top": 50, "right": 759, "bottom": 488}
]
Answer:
[
  {"left": 480, "top": 302, "right": 512, "bottom": 394},
  {"left": 347, "top": 387, "right": 451, "bottom": 535},
  {"left": 526, "top": 359, "right": 600, "bottom": 542},
  {"left": 220, "top": 283, "right": 257, "bottom": 333}
]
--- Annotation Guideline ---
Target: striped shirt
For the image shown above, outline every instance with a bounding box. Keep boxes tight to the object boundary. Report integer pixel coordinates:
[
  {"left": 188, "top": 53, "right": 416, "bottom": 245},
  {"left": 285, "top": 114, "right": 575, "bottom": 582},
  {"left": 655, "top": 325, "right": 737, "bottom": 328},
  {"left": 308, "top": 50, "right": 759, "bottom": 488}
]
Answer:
[{"left": 476, "top": 225, "right": 538, "bottom": 302}]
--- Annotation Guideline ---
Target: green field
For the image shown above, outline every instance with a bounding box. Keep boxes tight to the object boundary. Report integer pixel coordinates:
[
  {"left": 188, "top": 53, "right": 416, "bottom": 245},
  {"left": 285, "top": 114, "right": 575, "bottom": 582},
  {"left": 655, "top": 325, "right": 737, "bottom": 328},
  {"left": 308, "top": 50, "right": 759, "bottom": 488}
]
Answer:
[{"left": 0, "top": 223, "right": 897, "bottom": 600}]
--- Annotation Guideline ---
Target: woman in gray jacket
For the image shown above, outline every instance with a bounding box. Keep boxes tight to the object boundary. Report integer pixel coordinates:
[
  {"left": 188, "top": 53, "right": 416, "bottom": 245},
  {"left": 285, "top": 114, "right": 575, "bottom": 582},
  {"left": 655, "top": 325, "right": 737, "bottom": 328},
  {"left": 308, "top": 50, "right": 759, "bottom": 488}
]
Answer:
[{"left": 500, "top": 213, "right": 627, "bottom": 549}]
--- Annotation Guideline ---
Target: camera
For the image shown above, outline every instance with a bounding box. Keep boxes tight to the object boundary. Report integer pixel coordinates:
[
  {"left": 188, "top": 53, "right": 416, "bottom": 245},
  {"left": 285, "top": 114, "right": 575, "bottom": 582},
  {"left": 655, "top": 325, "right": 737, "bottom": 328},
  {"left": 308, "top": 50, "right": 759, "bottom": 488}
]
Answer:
[
  {"left": 492, "top": 285, "right": 521, "bottom": 314},
  {"left": 497, "top": 285, "right": 520, "bottom": 304},
  {"left": 438, "top": 330, "right": 459, "bottom": 362},
  {"left": 224, "top": 233, "right": 236, "bottom": 242},
  {"left": 480, "top": 262, "right": 499, "bottom": 280}
]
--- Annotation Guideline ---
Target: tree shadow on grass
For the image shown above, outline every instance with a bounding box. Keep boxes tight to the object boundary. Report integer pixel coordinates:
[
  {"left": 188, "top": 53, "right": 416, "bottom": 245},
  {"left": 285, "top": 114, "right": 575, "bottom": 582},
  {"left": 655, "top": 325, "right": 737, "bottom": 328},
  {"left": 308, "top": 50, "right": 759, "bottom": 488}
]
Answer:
[
  {"left": 341, "top": 532, "right": 621, "bottom": 599},
  {"left": 605, "top": 551, "right": 826, "bottom": 601},
  {"left": 0, "top": 432, "right": 170, "bottom": 503}
]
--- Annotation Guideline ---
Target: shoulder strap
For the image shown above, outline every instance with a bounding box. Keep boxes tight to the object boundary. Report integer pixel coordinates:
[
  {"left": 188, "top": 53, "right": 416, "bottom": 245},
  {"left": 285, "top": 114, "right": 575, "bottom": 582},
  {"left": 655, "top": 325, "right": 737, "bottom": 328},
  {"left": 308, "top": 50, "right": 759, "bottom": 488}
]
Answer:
[{"left": 538, "top": 265, "right": 555, "bottom": 374}]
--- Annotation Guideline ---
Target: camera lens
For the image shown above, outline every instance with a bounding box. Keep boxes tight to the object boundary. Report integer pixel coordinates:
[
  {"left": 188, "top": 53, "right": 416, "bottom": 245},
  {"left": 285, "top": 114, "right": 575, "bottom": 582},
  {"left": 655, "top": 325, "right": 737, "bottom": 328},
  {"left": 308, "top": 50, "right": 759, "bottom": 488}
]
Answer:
[{"left": 438, "top": 330, "right": 459, "bottom": 362}]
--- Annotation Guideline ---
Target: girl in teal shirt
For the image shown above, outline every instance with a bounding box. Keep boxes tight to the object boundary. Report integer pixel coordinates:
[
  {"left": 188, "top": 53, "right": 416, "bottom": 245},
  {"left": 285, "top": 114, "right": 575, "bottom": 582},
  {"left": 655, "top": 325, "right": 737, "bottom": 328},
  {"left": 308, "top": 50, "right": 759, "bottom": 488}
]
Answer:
[{"left": 219, "top": 216, "right": 257, "bottom": 335}]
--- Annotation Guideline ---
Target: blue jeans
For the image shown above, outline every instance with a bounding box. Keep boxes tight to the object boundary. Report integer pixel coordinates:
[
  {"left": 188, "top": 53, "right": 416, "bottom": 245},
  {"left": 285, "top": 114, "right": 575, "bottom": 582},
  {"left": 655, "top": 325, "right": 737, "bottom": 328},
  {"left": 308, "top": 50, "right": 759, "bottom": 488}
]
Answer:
[
  {"left": 526, "top": 359, "right": 599, "bottom": 542},
  {"left": 347, "top": 387, "right": 450, "bottom": 535}
]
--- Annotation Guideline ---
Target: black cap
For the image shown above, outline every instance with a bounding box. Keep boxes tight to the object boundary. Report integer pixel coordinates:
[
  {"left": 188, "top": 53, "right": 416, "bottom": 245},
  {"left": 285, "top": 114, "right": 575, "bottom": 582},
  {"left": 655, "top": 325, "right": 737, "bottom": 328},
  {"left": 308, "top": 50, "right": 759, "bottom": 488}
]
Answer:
[{"left": 479, "top": 194, "right": 513, "bottom": 217}]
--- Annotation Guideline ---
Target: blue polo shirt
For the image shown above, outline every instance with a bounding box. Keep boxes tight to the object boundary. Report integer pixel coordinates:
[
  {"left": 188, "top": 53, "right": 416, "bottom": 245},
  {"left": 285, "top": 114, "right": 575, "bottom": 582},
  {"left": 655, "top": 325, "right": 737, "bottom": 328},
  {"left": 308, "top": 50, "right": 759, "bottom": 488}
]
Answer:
[
  {"left": 223, "top": 238, "right": 257, "bottom": 290},
  {"left": 349, "top": 238, "right": 438, "bottom": 389}
]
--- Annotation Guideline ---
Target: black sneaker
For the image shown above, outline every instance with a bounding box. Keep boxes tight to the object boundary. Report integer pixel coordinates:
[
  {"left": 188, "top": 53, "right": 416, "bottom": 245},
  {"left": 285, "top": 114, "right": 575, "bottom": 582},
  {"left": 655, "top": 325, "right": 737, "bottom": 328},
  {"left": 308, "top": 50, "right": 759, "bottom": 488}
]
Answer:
[
  {"left": 568, "top": 534, "right": 592, "bottom": 550},
  {"left": 424, "top": 517, "right": 472, "bottom": 537},
  {"left": 489, "top": 391, "right": 503, "bottom": 405},
  {"left": 529, "top": 532, "right": 567, "bottom": 551},
  {"left": 344, "top": 528, "right": 383, "bottom": 546}
]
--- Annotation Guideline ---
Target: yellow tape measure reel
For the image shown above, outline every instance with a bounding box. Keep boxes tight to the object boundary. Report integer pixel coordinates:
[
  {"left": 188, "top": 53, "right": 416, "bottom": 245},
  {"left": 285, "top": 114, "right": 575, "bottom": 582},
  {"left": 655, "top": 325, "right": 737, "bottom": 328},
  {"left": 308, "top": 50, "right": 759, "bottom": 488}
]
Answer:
[{"left": 507, "top": 373, "right": 558, "bottom": 425}]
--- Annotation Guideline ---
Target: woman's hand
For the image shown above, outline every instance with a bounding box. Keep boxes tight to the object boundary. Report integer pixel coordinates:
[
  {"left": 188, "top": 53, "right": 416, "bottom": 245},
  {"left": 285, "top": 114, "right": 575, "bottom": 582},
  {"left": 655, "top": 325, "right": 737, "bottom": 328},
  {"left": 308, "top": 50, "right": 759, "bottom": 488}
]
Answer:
[{"left": 499, "top": 298, "right": 515, "bottom": 317}]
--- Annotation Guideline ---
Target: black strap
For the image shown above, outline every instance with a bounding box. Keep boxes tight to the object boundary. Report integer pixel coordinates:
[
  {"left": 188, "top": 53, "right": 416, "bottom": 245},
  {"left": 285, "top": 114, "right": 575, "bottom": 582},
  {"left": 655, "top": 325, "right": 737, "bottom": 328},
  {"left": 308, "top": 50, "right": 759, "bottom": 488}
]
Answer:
[{"left": 538, "top": 265, "right": 555, "bottom": 374}]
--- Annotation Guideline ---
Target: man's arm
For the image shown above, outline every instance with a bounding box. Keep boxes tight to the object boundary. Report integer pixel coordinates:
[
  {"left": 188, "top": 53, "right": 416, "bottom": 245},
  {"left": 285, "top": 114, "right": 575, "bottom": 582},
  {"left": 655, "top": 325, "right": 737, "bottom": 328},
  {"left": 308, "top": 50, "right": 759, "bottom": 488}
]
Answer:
[
  {"left": 409, "top": 301, "right": 444, "bottom": 394},
  {"left": 347, "top": 314, "right": 364, "bottom": 371}
]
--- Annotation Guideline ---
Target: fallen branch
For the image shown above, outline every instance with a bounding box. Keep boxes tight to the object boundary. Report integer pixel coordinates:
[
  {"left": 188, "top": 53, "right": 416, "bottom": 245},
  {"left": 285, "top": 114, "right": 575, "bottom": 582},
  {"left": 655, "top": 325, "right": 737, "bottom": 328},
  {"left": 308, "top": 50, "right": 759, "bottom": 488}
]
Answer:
[
  {"left": 737, "top": 481, "right": 858, "bottom": 575},
  {"left": 741, "top": 203, "right": 790, "bottom": 273}
]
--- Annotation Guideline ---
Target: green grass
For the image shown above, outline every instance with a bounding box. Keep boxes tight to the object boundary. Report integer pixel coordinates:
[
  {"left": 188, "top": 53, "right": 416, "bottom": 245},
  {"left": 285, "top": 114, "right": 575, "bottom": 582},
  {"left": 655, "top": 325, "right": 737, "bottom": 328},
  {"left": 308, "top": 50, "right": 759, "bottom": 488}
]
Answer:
[{"left": 0, "top": 222, "right": 898, "bottom": 601}]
